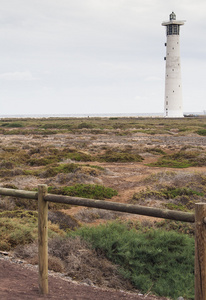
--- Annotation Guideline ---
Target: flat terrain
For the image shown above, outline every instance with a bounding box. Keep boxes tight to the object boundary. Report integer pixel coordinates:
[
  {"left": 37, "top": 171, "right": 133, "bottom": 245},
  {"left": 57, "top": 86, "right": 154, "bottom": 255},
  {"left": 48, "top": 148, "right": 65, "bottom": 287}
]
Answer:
[{"left": 0, "top": 117, "right": 205, "bottom": 299}]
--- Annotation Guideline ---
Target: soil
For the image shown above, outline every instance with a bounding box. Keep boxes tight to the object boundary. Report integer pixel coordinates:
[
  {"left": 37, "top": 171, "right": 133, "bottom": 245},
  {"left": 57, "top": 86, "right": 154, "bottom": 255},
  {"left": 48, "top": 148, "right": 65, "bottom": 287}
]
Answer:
[{"left": 0, "top": 257, "right": 167, "bottom": 300}]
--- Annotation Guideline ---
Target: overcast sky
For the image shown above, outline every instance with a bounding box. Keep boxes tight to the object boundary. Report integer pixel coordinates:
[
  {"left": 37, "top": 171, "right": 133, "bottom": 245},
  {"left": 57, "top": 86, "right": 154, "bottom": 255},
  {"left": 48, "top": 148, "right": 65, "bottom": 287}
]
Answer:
[{"left": 0, "top": 0, "right": 206, "bottom": 116}]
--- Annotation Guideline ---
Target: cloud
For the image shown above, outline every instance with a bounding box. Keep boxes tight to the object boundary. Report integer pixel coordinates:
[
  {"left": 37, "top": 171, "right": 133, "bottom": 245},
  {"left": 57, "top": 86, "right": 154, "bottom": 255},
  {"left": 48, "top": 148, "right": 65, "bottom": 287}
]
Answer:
[
  {"left": 144, "top": 76, "right": 162, "bottom": 82},
  {"left": 0, "top": 71, "right": 35, "bottom": 81}
]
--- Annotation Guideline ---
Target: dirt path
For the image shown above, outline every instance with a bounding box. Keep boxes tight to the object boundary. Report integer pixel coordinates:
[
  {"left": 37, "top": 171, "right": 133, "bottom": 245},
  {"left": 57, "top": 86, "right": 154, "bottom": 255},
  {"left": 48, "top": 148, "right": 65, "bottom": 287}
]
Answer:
[{"left": 0, "top": 258, "right": 166, "bottom": 300}]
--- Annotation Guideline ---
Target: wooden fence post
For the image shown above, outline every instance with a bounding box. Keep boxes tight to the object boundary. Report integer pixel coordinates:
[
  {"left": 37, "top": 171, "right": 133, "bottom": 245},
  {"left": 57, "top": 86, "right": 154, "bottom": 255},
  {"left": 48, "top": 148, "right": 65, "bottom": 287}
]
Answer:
[
  {"left": 195, "top": 203, "right": 206, "bottom": 300},
  {"left": 38, "top": 184, "right": 48, "bottom": 295}
]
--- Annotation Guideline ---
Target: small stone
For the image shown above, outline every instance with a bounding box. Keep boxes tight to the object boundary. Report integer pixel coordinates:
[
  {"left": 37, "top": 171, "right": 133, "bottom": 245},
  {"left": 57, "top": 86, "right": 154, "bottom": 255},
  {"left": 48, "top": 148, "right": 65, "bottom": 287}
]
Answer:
[{"left": 80, "top": 279, "right": 94, "bottom": 286}]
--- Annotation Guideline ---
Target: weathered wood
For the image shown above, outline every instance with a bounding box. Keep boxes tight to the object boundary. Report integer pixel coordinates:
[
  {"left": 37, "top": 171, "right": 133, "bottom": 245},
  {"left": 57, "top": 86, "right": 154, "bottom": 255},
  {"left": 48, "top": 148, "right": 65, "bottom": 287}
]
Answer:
[
  {"left": 0, "top": 187, "right": 194, "bottom": 223},
  {"left": 0, "top": 187, "right": 38, "bottom": 199},
  {"left": 195, "top": 203, "right": 206, "bottom": 300},
  {"left": 45, "top": 194, "right": 195, "bottom": 223},
  {"left": 38, "top": 185, "right": 48, "bottom": 295}
]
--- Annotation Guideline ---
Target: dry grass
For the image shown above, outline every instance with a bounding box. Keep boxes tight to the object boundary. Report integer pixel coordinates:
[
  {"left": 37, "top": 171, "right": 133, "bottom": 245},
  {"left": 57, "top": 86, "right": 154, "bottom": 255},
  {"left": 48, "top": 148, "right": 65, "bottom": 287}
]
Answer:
[
  {"left": 14, "top": 236, "right": 135, "bottom": 291},
  {"left": 48, "top": 211, "right": 80, "bottom": 231},
  {"left": 74, "top": 208, "right": 121, "bottom": 223}
]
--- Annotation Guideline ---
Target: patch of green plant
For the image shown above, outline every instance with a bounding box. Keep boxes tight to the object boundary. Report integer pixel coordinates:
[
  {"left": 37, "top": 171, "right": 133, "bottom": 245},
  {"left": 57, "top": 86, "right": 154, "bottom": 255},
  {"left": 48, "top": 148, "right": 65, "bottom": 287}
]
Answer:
[
  {"left": 67, "top": 151, "right": 93, "bottom": 162},
  {"left": 0, "top": 217, "right": 36, "bottom": 250},
  {"left": 148, "top": 157, "right": 192, "bottom": 168},
  {"left": 0, "top": 210, "right": 65, "bottom": 251},
  {"left": 132, "top": 187, "right": 204, "bottom": 202},
  {"left": 164, "top": 203, "right": 188, "bottom": 212},
  {"left": 73, "top": 222, "right": 194, "bottom": 299},
  {"left": 44, "top": 163, "right": 79, "bottom": 177},
  {"left": 28, "top": 156, "right": 59, "bottom": 166},
  {"left": 39, "top": 123, "right": 72, "bottom": 130},
  {"left": 146, "top": 147, "right": 166, "bottom": 155},
  {"left": 164, "top": 187, "right": 204, "bottom": 198},
  {"left": 77, "top": 122, "right": 95, "bottom": 129},
  {"left": 196, "top": 129, "right": 206, "bottom": 136},
  {"left": 0, "top": 210, "right": 38, "bottom": 220},
  {"left": 48, "top": 184, "right": 118, "bottom": 200},
  {"left": 83, "top": 164, "right": 105, "bottom": 171},
  {"left": 0, "top": 122, "right": 24, "bottom": 128},
  {"left": 0, "top": 148, "right": 30, "bottom": 166},
  {"left": 97, "top": 150, "right": 143, "bottom": 163},
  {"left": 148, "top": 150, "right": 206, "bottom": 168}
]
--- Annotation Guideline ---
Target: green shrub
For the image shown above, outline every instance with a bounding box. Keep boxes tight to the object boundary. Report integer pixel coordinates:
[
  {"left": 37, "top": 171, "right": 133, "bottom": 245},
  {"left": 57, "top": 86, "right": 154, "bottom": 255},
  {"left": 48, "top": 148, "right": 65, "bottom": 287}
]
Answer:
[
  {"left": 146, "top": 147, "right": 166, "bottom": 155},
  {"left": 67, "top": 151, "right": 93, "bottom": 162},
  {"left": 0, "top": 210, "right": 65, "bottom": 251},
  {"left": 28, "top": 156, "right": 59, "bottom": 166},
  {"left": 132, "top": 186, "right": 204, "bottom": 204},
  {"left": 77, "top": 122, "right": 94, "bottom": 129},
  {"left": 48, "top": 184, "right": 118, "bottom": 200},
  {"left": 1, "top": 122, "right": 23, "bottom": 128},
  {"left": 41, "top": 163, "right": 79, "bottom": 177},
  {"left": 73, "top": 222, "right": 194, "bottom": 299},
  {"left": 149, "top": 150, "right": 206, "bottom": 168},
  {"left": 196, "top": 129, "right": 206, "bottom": 136},
  {"left": 97, "top": 150, "right": 143, "bottom": 163}
]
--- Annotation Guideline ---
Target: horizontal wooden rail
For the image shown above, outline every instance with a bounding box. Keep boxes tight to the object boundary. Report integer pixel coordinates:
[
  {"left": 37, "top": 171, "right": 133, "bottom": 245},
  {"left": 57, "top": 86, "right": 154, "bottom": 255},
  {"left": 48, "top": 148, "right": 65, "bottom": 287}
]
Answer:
[
  {"left": 0, "top": 187, "right": 195, "bottom": 223},
  {"left": 45, "top": 194, "right": 195, "bottom": 223},
  {"left": 0, "top": 188, "right": 38, "bottom": 199}
]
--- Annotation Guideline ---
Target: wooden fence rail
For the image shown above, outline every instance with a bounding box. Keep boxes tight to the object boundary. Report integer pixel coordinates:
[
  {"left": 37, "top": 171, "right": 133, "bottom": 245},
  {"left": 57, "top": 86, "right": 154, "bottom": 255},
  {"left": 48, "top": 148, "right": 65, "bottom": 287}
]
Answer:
[
  {"left": 0, "top": 187, "right": 195, "bottom": 222},
  {"left": 0, "top": 185, "right": 205, "bottom": 299}
]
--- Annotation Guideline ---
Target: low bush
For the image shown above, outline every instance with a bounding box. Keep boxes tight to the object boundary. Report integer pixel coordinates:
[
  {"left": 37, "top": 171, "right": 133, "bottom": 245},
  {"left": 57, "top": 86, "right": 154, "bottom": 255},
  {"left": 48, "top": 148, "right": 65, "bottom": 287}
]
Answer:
[
  {"left": 196, "top": 129, "right": 206, "bottom": 136},
  {"left": 133, "top": 187, "right": 204, "bottom": 202},
  {"left": 97, "top": 150, "right": 143, "bottom": 163},
  {"left": 0, "top": 211, "right": 65, "bottom": 251},
  {"left": 40, "top": 163, "right": 79, "bottom": 178},
  {"left": 0, "top": 122, "right": 24, "bottom": 128},
  {"left": 48, "top": 184, "right": 118, "bottom": 200},
  {"left": 148, "top": 150, "right": 206, "bottom": 168},
  {"left": 145, "top": 147, "right": 166, "bottom": 155},
  {"left": 48, "top": 211, "right": 80, "bottom": 231},
  {"left": 73, "top": 222, "right": 194, "bottom": 299}
]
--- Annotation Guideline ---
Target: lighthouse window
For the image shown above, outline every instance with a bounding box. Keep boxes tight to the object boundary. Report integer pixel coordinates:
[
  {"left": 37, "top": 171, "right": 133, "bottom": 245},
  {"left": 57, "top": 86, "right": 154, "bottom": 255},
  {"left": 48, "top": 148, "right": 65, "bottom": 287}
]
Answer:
[
  {"left": 166, "top": 101, "right": 168, "bottom": 105},
  {"left": 173, "top": 24, "right": 179, "bottom": 34},
  {"left": 167, "top": 24, "right": 179, "bottom": 35}
]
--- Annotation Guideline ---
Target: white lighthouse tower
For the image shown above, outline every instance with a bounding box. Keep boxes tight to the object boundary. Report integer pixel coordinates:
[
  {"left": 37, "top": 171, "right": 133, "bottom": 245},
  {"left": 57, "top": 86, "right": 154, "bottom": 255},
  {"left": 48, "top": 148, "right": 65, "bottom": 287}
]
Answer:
[{"left": 162, "top": 12, "right": 185, "bottom": 118}]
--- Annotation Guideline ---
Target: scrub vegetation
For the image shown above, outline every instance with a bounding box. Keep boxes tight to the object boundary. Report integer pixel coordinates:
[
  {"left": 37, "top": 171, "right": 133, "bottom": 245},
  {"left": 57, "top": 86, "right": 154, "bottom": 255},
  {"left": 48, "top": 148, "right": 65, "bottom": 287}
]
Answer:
[
  {"left": 0, "top": 116, "right": 205, "bottom": 135},
  {"left": 0, "top": 116, "right": 206, "bottom": 299}
]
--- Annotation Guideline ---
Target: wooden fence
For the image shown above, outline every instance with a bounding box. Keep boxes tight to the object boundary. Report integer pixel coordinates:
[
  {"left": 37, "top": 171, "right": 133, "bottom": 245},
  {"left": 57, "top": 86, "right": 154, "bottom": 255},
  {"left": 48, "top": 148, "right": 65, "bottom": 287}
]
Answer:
[{"left": 0, "top": 185, "right": 205, "bottom": 299}]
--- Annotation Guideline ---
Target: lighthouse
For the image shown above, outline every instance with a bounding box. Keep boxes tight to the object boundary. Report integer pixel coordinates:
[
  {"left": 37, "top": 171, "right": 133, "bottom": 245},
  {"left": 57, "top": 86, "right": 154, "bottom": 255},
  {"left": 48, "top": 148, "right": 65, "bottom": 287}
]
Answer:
[{"left": 162, "top": 12, "right": 185, "bottom": 118}]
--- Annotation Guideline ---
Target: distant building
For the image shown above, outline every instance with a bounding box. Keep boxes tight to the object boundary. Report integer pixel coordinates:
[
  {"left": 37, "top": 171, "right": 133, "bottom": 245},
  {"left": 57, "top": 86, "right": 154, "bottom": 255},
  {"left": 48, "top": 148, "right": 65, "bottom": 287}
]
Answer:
[{"left": 162, "top": 12, "right": 185, "bottom": 117}]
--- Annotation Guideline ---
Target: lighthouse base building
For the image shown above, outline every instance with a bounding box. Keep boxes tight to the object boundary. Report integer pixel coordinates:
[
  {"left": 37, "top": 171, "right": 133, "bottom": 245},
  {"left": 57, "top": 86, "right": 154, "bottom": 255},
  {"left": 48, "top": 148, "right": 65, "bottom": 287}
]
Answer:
[{"left": 162, "top": 12, "right": 185, "bottom": 118}]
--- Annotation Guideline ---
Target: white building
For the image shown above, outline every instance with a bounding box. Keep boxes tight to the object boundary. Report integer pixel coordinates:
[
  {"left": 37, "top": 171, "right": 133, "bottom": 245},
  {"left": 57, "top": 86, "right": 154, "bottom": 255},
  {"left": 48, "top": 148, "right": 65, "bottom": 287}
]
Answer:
[{"left": 162, "top": 12, "right": 185, "bottom": 118}]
